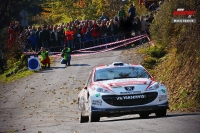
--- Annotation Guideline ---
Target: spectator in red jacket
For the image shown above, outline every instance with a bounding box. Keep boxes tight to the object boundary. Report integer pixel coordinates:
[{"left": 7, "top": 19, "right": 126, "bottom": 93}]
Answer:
[
  {"left": 8, "top": 22, "right": 15, "bottom": 35},
  {"left": 65, "top": 26, "right": 74, "bottom": 49},
  {"left": 7, "top": 34, "right": 16, "bottom": 48},
  {"left": 91, "top": 20, "right": 100, "bottom": 48},
  {"left": 81, "top": 22, "right": 88, "bottom": 37}
]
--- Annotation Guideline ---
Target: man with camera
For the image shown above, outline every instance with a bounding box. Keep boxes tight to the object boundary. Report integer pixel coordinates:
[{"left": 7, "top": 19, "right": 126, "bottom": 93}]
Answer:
[{"left": 61, "top": 45, "right": 71, "bottom": 67}]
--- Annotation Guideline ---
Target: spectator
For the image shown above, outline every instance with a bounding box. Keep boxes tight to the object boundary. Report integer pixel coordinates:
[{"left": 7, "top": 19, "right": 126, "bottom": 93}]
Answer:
[
  {"left": 149, "top": 3, "right": 158, "bottom": 12},
  {"left": 35, "top": 26, "right": 42, "bottom": 49},
  {"left": 76, "top": 24, "right": 83, "bottom": 49},
  {"left": 65, "top": 26, "right": 74, "bottom": 50},
  {"left": 39, "top": 26, "right": 49, "bottom": 48},
  {"left": 81, "top": 23, "right": 88, "bottom": 48},
  {"left": 32, "top": 26, "right": 37, "bottom": 35},
  {"left": 146, "top": 13, "right": 154, "bottom": 24},
  {"left": 124, "top": 16, "right": 133, "bottom": 39},
  {"left": 84, "top": 28, "right": 93, "bottom": 48},
  {"left": 7, "top": 34, "right": 16, "bottom": 48},
  {"left": 15, "top": 22, "right": 23, "bottom": 33},
  {"left": 25, "top": 26, "right": 32, "bottom": 36},
  {"left": 61, "top": 45, "right": 71, "bottom": 66},
  {"left": 46, "top": 25, "right": 52, "bottom": 50},
  {"left": 100, "top": 12, "right": 109, "bottom": 22},
  {"left": 100, "top": 20, "right": 108, "bottom": 48},
  {"left": 132, "top": 17, "right": 141, "bottom": 44},
  {"left": 57, "top": 26, "right": 65, "bottom": 51},
  {"left": 37, "top": 47, "right": 50, "bottom": 68},
  {"left": 72, "top": 24, "right": 78, "bottom": 50},
  {"left": 50, "top": 26, "right": 59, "bottom": 52},
  {"left": 107, "top": 19, "right": 118, "bottom": 43},
  {"left": 20, "top": 33, "right": 30, "bottom": 52},
  {"left": 128, "top": 4, "right": 136, "bottom": 21},
  {"left": 118, "top": 17, "right": 125, "bottom": 41},
  {"left": 118, "top": 6, "right": 126, "bottom": 20},
  {"left": 8, "top": 22, "right": 15, "bottom": 35},
  {"left": 114, "top": 15, "right": 119, "bottom": 22},
  {"left": 91, "top": 20, "right": 100, "bottom": 48},
  {"left": 28, "top": 31, "right": 39, "bottom": 52},
  {"left": 140, "top": 16, "right": 148, "bottom": 42}
]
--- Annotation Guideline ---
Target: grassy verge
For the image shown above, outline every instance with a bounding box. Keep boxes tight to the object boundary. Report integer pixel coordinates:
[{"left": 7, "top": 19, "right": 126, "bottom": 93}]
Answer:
[
  {"left": 0, "top": 69, "right": 34, "bottom": 83},
  {"left": 139, "top": 45, "right": 200, "bottom": 112},
  {"left": 0, "top": 56, "right": 55, "bottom": 84}
]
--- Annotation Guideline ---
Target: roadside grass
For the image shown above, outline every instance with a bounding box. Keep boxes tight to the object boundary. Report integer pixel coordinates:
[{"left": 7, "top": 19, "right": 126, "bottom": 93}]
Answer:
[
  {"left": 0, "top": 69, "right": 34, "bottom": 83},
  {"left": 138, "top": 45, "right": 200, "bottom": 112},
  {"left": 138, "top": 44, "right": 167, "bottom": 71},
  {"left": 0, "top": 56, "right": 55, "bottom": 83}
]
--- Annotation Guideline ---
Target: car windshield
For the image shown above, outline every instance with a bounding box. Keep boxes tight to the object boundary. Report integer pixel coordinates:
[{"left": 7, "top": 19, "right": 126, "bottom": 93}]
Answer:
[{"left": 94, "top": 66, "right": 151, "bottom": 82}]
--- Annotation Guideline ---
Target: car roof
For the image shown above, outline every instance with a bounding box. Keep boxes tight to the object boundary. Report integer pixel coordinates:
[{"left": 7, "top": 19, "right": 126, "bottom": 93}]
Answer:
[{"left": 95, "top": 62, "right": 143, "bottom": 70}]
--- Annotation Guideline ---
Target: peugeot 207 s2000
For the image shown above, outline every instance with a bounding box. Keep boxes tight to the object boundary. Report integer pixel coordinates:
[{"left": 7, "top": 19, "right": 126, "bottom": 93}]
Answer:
[{"left": 78, "top": 62, "right": 169, "bottom": 123}]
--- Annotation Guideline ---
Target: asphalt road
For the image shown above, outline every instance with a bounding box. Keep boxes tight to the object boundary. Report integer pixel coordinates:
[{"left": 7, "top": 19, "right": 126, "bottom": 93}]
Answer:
[{"left": 0, "top": 48, "right": 200, "bottom": 133}]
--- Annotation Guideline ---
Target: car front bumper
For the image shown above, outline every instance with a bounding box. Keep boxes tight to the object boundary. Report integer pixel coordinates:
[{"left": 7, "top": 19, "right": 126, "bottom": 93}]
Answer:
[{"left": 91, "top": 102, "right": 169, "bottom": 115}]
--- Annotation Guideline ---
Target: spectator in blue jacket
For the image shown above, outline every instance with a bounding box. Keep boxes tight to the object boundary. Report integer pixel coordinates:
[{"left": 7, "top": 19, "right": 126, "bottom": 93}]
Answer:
[
  {"left": 28, "top": 31, "right": 39, "bottom": 52},
  {"left": 84, "top": 28, "right": 93, "bottom": 48},
  {"left": 128, "top": 4, "right": 136, "bottom": 21},
  {"left": 100, "top": 12, "right": 110, "bottom": 22}
]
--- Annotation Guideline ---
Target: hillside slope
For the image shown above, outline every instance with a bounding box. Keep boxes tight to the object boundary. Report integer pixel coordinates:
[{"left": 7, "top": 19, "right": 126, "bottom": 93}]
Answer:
[{"left": 150, "top": 0, "right": 200, "bottom": 111}]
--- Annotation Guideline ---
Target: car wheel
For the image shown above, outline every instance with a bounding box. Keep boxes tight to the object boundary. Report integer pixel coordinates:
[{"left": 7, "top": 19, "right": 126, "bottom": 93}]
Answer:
[
  {"left": 155, "top": 109, "right": 167, "bottom": 117},
  {"left": 139, "top": 112, "right": 149, "bottom": 118},
  {"left": 89, "top": 113, "right": 100, "bottom": 122},
  {"left": 79, "top": 111, "right": 89, "bottom": 123},
  {"left": 88, "top": 97, "right": 100, "bottom": 122},
  {"left": 78, "top": 99, "right": 89, "bottom": 123}
]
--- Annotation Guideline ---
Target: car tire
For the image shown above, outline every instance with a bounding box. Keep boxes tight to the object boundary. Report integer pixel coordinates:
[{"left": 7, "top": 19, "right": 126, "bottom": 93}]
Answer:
[
  {"left": 79, "top": 111, "right": 89, "bottom": 123},
  {"left": 89, "top": 113, "right": 100, "bottom": 122},
  {"left": 78, "top": 99, "right": 89, "bottom": 123},
  {"left": 88, "top": 97, "right": 100, "bottom": 122},
  {"left": 155, "top": 109, "right": 167, "bottom": 117},
  {"left": 139, "top": 112, "right": 149, "bottom": 118}
]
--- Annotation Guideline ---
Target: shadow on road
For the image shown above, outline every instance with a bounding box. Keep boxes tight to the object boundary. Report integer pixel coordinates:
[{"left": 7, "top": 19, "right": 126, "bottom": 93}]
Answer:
[
  {"left": 100, "top": 112, "right": 200, "bottom": 123},
  {"left": 70, "top": 64, "right": 90, "bottom": 66},
  {"left": 35, "top": 64, "right": 90, "bottom": 73},
  {"left": 35, "top": 66, "right": 66, "bottom": 73}
]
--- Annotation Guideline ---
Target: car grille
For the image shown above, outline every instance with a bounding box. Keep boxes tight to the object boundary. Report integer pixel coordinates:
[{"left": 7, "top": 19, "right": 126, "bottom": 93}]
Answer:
[{"left": 102, "top": 92, "right": 158, "bottom": 106}]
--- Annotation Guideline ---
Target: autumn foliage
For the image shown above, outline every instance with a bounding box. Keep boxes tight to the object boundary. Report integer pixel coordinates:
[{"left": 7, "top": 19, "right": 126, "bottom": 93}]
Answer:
[{"left": 149, "top": 0, "right": 200, "bottom": 111}]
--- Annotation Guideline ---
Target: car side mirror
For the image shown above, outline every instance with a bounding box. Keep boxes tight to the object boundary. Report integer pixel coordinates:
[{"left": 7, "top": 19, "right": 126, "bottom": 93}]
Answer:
[
  {"left": 150, "top": 77, "right": 154, "bottom": 80},
  {"left": 84, "top": 86, "right": 87, "bottom": 90}
]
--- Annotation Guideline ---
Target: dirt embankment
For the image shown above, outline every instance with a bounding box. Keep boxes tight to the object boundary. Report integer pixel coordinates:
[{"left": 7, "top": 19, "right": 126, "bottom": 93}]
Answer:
[{"left": 121, "top": 39, "right": 200, "bottom": 112}]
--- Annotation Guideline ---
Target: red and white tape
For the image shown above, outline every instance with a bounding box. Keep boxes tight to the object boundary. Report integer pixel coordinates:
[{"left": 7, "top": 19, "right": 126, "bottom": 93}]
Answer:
[{"left": 49, "top": 35, "right": 149, "bottom": 58}]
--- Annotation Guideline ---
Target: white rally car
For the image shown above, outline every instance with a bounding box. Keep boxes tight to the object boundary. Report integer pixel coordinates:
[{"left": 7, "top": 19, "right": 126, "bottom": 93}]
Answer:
[{"left": 78, "top": 62, "right": 169, "bottom": 123}]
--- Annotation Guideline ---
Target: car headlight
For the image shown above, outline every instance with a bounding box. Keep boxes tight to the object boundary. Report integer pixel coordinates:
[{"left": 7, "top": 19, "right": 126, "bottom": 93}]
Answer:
[
  {"left": 95, "top": 86, "right": 112, "bottom": 93},
  {"left": 147, "top": 82, "right": 159, "bottom": 91}
]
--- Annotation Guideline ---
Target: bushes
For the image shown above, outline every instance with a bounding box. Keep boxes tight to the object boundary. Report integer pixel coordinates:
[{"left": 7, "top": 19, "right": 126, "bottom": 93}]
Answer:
[{"left": 141, "top": 45, "right": 167, "bottom": 69}]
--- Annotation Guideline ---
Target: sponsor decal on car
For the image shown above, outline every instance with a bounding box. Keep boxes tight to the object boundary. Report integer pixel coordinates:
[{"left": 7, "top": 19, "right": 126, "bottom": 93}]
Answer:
[
  {"left": 124, "top": 86, "right": 135, "bottom": 91},
  {"left": 109, "top": 81, "right": 147, "bottom": 87},
  {"left": 159, "top": 95, "right": 167, "bottom": 101},
  {"left": 117, "top": 95, "right": 146, "bottom": 100},
  {"left": 92, "top": 100, "right": 102, "bottom": 106},
  {"left": 120, "top": 91, "right": 141, "bottom": 94},
  {"left": 161, "top": 89, "right": 166, "bottom": 93},
  {"left": 110, "top": 108, "right": 153, "bottom": 113},
  {"left": 95, "top": 93, "right": 100, "bottom": 97}
]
